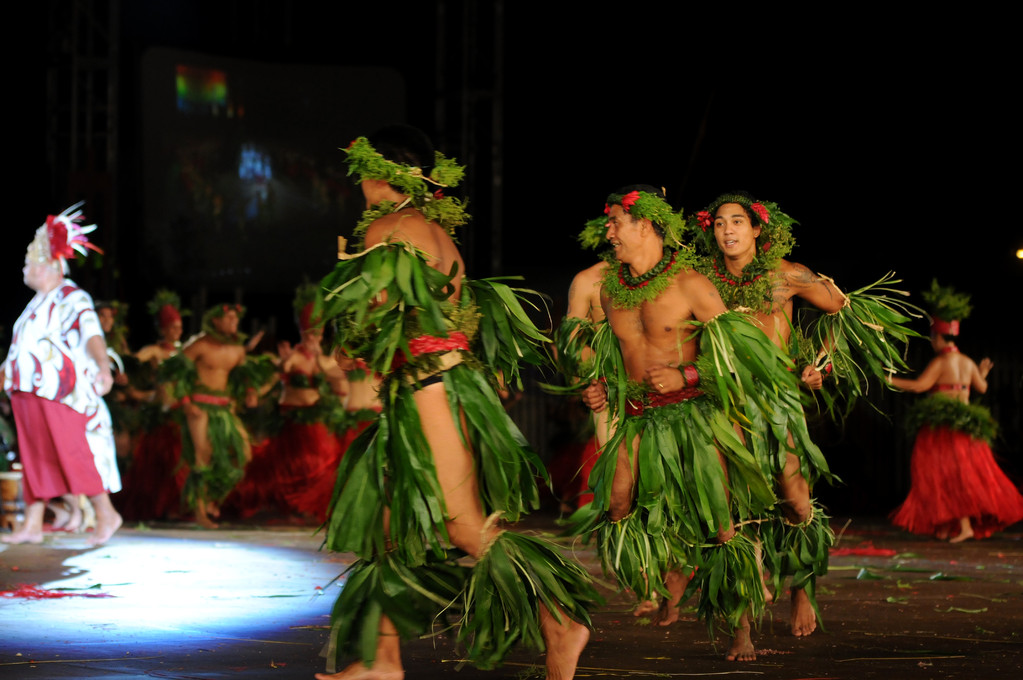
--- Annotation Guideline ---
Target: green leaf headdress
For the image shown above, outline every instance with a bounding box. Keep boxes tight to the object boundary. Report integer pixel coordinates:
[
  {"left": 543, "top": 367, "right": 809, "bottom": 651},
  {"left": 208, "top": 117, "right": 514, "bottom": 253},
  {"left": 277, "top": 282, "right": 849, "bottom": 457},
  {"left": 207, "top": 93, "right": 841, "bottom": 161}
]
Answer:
[
  {"left": 921, "top": 279, "right": 972, "bottom": 335},
  {"left": 292, "top": 281, "right": 321, "bottom": 331},
  {"left": 342, "top": 135, "right": 469, "bottom": 242},
  {"left": 146, "top": 289, "right": 191, "bottom": 333},
  {"left": 689, "top": 192, "right": 796, "bottom": 266},
  {"left": 201, "top": 303, "right": 247, "bottom": 343},
  {"left": 598, "top": 187, "right": 686, "bottom": 249}
]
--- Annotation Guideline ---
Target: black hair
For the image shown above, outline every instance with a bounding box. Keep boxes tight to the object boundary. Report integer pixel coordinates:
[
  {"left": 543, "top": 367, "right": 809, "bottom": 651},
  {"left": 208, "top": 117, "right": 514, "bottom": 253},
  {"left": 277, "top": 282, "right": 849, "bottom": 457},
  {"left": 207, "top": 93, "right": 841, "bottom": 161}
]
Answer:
[
  {"left": 714, "top": 190, "right": 762, "bottom": 226},
  {"left": 368, "top": 124, "right": 435, "bottom": 174},
  {"left": 612, "top": 184, "right": 665, "bottom": 199}
]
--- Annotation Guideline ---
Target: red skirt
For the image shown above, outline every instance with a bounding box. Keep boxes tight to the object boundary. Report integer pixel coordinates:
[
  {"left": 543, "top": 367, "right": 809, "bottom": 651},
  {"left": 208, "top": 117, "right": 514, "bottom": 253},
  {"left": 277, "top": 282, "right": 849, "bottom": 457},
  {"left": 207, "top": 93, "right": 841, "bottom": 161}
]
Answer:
[
  {"left": 10, "top": 392, "right": 105, "bottom": 505},
  {"left": 891, "top": 426, "right": 1023, "bottom": 538},
  {"left": 284, "top": 420, "right": 371, "bottom": 522},
  {"left": 229, "top": 418, "right": 367, "bottom": 521},
  {"left": 118, "top": 420, "right": 187, "bottom": 521}
]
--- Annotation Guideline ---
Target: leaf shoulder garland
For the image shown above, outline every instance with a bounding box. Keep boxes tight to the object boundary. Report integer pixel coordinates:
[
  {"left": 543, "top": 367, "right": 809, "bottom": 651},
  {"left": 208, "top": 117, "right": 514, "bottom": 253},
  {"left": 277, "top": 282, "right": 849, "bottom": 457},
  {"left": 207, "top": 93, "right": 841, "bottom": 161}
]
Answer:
[{"left": 695, "top": 253, "right": 777, "bottom": 314}]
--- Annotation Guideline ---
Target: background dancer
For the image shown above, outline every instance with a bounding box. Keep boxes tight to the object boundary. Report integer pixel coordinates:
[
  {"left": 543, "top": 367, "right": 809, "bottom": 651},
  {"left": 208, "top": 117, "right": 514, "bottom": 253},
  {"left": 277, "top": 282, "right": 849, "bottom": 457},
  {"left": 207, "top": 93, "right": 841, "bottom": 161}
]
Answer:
[
  {"left": 890, "top": 280, "right": 1023, "bottom": 542},
  {"left": 232, "top": 284, "right": 347, "bottom": 522},
  {"left": 119, "top": 290, "right": 190, "bottom": 522},
  {"left": 160, "top": 304, "right": 269, "bottom": 528}
]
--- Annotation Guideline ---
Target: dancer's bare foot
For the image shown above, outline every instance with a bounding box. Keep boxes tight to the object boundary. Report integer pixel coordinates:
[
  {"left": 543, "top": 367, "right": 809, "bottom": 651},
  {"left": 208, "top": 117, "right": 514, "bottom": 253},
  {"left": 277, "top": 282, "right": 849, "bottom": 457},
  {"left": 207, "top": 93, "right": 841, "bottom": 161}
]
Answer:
[
  {"left": 790, "top": 588, "right": 817, "bottom": 636},
  {"left": 653, "top": 569, "right": 692, "bottom": 626},
  {"left": 48, "top": 500, "right": 71, "bottom": 529},
  {"left": 541, "top": 605, "right": 589, "bottom": 680},
  {"left": 725, "top": 615, "right": 755, "bottom": 661},
  {"left": 195, "top": 507, "right": 219, "bottom": 529},
  {"left": 194, "top": 497, "right": 220, "bottom": 529},
  {"left": 3, "top": 501, "right": 45, "bottom": 544},
  {"left": 314, "top": 661, "right": 404, "bottom": 680},
  {"left": 1, "top": 527, "right": 44, "bottom": 544},
  {"left": 632, "top": 599, "right": 658, "bottom": 617},
  {"left": 949, "top": 517, "right": 974, "bottom": 544},
  {"left": 87, "top": 494, "right": 122, "bottom": 546},
  {"left": 949, "top": 527, "right": 974, "bottom": 543},
  {"left": 49, "top": 496, "right": 84, "bottom": 532},
  {"left": 88, "top": 510, "right": 122, "bottom": 546}
]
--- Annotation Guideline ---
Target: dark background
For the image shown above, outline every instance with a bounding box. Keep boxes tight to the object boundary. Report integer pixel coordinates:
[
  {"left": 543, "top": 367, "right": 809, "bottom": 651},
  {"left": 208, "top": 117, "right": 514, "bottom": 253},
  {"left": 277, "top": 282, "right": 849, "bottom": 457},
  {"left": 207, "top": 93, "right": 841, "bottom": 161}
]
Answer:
[{"left": 6, "top": 1, "right": 1021, "bottom": 515}]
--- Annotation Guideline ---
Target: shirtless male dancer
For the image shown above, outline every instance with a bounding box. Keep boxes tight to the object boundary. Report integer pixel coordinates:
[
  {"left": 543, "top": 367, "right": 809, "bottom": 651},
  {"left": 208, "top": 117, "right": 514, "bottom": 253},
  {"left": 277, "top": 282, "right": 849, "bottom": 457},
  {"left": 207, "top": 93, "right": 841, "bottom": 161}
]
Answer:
[
  {"left": 173, "top": 305, "right": 258, "bottom": 528},
  {"left": 565, "top": 237, "right": 679, "bottom": 624},
  {"left": 315, "top": 125, "right": 592, "bottom": 680},
  {"left": 698, "top": 192, "right": 844, "bottom": 638},
  {"left": 578, "top": 186, "right": 784, "bottom": 660}
]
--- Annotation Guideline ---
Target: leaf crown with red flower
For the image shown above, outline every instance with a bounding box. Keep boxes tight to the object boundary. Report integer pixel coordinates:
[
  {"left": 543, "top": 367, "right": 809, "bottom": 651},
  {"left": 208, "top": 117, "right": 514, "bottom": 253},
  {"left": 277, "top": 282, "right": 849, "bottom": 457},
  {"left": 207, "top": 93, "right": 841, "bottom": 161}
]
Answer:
[
  {"left": 342, "top": 135, "right": 469, "bottom": 244},
  {"left": 201, "top": 303, "right": 248, "bottom": 344},
  {"left": 26, "top": 202, "right": 103, "bottom": 273},
  {"left": 580, "top": 188, "right": 686, "bottom": 250},
  {"left": 688, "top": 192, "right": 796, "bottom": 267}
]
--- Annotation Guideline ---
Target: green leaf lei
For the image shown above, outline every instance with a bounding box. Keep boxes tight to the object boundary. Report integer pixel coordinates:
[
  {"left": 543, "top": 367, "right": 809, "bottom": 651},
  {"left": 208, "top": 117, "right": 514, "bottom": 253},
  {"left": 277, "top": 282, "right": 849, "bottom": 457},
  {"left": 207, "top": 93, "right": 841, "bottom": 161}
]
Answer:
[
  {"left": 601, "top": 246, "right": 697, "bottom": 309},
  {"left": 695, "top": 253, "right": 777, "bottom": 313}
]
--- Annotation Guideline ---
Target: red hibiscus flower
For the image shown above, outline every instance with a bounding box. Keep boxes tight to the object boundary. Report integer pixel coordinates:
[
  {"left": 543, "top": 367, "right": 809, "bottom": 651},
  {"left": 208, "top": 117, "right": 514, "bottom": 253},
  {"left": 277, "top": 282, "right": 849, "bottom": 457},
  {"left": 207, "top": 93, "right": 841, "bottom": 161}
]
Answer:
[
  {"left": 621, "top": 191, "right": 641, "bottom": 212},
  {"left": 751, "top": 202, "right": 770, "bottom": 224},
  {"left": 697, "top": 210, "right": 712, "bottom": 232},
  {"left": 433, "top": 189, "right": 445, "bottom": 200},
  {"left": 604, "top": 203, "right": 611, "bottom": 215}
]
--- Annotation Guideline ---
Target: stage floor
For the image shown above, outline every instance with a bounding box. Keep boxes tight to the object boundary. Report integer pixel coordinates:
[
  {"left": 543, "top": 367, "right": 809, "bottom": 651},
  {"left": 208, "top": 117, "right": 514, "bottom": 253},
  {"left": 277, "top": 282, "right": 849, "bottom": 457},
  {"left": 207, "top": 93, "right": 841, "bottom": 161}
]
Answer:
[{"left": 1, "top": 514, "right": 1021, "bottom": 679}]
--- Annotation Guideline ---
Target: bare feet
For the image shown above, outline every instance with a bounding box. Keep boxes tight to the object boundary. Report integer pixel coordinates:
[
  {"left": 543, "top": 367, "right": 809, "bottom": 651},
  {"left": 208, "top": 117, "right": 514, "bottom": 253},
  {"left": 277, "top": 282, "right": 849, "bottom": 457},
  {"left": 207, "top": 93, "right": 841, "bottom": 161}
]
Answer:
[
  {"left": 87, "top": 494, "right": 122, "bottom": 546},
  {"left": 949, "top": 526, "right": 974, "bottom": 543},
  {"left": 540, "top": 613, "right": 589, "bottom": 678},
  {"left": 195, "top": 507, "right": 219, "bottom": 529},
  {"left": 790, "top": 588, "right": 817, "bottom": 636},
  {"left": 3, "top": 501, "right": 45, "bottom": 544},
  {"left": 725, "top": 615, "right": 755, "bottom": 662},
  {"left": 48, "top": 496, "right": 84, "bottom": 532},
  {"left": 653, "top": 569, "right": 692, "bottom": 626},
  {"left": 949, "top": 517, "right": 974, "bottom": 544},
  {"left": 194, "top": 498, "right": 220, "bottom": 529},
  {"left": 632, "top": 599, "right": 658, "bottom": 617},
  {"left": 88, "top": 509, "right": 122, "bottom": 547},
  {"left": 1, "top": 527, "right": 44, "bottom": 544}
]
